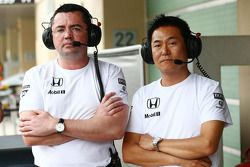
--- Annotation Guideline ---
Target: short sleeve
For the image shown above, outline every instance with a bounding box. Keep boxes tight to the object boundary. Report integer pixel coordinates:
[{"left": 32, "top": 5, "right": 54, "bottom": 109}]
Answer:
[
  {"left": 104, "top": 64, "right": 128, "bottom": 105},
  {"left": 199, "top": 82, "right": 232, "bottom": 127},
  {"left": 126, "top": 90, "right": 144, "bottom": 134},
  {"left": 19, "top": 68, "right": 44, "bottom": 112}
]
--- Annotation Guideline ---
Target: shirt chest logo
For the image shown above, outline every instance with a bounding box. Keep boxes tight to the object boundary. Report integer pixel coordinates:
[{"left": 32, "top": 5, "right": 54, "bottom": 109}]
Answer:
[
  {"left": 51, "top": 77, "right": 63, "bottom": 87},
  {"left": 147, "top": 97, "right": 160, "bottom": 109},
  {"left": 48, "top": 77, "right": 65, "bottom": 95}
]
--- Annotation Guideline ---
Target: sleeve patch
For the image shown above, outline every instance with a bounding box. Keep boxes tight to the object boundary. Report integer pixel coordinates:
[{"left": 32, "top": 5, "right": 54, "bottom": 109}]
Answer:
[
  {"left": 21, "top": 84, "right": 30, "bottom": 98},
  {"left": 213, "top": 93, "right": 224, "bottom": 100},
  {"left": 118, "top": 78, "right": 126, "bottom": 86}
]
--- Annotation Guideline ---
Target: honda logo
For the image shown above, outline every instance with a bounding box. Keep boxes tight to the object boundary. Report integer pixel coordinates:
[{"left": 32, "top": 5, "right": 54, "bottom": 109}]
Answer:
[
  {"left": 147, "top": 97, "right": 160, "bottom": 109},
  {"left": 51, "top": 77, "right": 63, "bottom": 87}
]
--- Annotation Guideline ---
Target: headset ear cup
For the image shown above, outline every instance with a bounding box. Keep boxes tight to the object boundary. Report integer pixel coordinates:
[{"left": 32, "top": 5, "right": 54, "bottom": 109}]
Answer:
[
  {"left": 42, "top": 27, "right": 55, "bottom": 49},
  {"left": 141, "top": 41, "right": 154, "bottom": 64},
  {"left": 186, "top": 35, "right": 202, "bottom": 59},
  {"left": 88, "top": 24, "right": 102, "bottom": 47}
]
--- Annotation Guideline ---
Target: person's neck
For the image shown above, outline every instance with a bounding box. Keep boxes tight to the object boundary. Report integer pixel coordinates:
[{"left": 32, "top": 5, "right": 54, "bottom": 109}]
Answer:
[
  {"left": 57, "top": 56, "right": 89, "bottom": 70},
  {"left": 161, "top": 70, "right": 190, "bottom": 87}
]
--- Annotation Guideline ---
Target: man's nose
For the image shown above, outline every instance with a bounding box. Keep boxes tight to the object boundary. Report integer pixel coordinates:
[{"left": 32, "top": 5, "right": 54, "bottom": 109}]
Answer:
[
  {"left": 162, "top": 44, "right": 170, "bottom": 55},
  {"left": 64, "top": 28, "right": 73, "bottom": 38}
]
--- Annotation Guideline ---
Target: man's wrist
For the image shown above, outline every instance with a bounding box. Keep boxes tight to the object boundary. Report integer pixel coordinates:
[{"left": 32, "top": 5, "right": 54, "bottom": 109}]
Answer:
[
  {"left": 152, "top": 137, "right": 163, "bottom": 151},
  {"left": 55, "top": 118, "right": 65, "bottom": 133}
]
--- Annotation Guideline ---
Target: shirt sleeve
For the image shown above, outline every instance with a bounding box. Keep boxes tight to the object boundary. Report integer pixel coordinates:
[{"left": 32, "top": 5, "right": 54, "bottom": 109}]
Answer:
[
  {"left": 19, "top": 68, "right": 44, "bottom": 112},
  {"left": 126, "top": 89, "right": 144, "bottom": 134},
  {"left": 104, "top": 64, "right": 128, "bottom": 105},
  {"left": 199, "top": 82, "right": 233, "bottom": 127}
]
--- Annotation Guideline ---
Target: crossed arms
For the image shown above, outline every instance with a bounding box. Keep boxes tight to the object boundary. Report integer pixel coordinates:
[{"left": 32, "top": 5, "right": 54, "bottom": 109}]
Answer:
[
  {"left": 122, "top": 120, "right": 225, "bottom": 167},
  {"left": 19, "top": 92, "right": 129, "bottom": 146}
]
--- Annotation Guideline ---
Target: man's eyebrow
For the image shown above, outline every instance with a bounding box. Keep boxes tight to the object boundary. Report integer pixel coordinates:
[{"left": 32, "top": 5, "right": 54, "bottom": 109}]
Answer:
[
  {"left": 70, "top": 24, "right": 83, "bottom": 27},
  {"left": 166, "top": 36, "right": 178, "bottom": 41},
  {"left": 152, "top": 40, "right": 161, "bottom": 44},
  {"left": 54, "top": 24, "right": 84, "bottom": 28},
  {"left": 152, "top": 36, "right": 178, "bottom": 43},
  {"left": 54, "top": 25, "right": 65, "bottom": 29}
]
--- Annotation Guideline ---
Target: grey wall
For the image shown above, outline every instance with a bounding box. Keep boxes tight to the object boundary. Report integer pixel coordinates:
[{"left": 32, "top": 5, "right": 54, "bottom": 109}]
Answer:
[{"left": 195, "top": 36, "right": 250, "bottom": 160}]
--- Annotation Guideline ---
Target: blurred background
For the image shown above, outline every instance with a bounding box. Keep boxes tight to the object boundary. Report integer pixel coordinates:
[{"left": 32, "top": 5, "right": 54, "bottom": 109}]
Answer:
[{"left": 0, "top": 0, "right": 250, "bottom": 166}]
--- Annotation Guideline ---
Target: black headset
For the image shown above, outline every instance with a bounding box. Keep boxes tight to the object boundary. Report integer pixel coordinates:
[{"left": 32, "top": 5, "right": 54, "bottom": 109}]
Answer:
[
  {"left": 141, "top": 32, "right": 202, "bottom": 64},
  {"left": 42, "top": 5, "right": 101, "bottom": 49}
]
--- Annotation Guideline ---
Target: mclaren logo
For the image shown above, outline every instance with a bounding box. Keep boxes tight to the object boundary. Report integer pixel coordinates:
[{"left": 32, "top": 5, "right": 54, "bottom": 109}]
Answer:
[
  {"left": 118, "top": 78, "right": 126, "bottom": 86},
  {"left": 51, "top": 77, "right": 63, "bottom": 87},
  {"left": 21, "top": 85, "right": 30, "bottom": 98},
  {"left": 213, "top": 93, "right": 224, "bottom": 100},
  {"left": 214, "top": 93, "right": 225, "bottom": 109},
  {"left": 147, "top": 97, "right": 160, "bottom": 109}
]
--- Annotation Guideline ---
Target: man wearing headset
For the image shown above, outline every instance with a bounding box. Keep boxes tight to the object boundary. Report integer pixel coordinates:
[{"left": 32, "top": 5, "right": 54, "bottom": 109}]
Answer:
[
  {"left": 18, "top": 3, "right": 129, "bottom": 167},
  {"left": 122, "top": 15, "right": 232, "bottom": 167}
]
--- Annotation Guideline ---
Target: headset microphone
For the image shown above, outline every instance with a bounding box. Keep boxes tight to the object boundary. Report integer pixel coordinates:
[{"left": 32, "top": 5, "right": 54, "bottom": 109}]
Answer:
[
  {"left": 173, "top": 59, "right": 194, "bottom": 65},
  {"left": 72, "top": 41, "right": 88, "bottom": 47}
]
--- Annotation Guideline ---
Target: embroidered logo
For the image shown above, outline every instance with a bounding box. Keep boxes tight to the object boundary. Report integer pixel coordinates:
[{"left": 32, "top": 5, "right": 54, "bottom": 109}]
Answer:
[
  {"left": 118, "top": 78, "right": 126, "bottom": 86},
  {"left": 48, "top": 90, "right": 65, "bottom": 94},
  {"left": 145, "top": 111, "right": 160, "bottom": 118},
  {"left": 51, "top": 77, "right": 63, "bottom": 87},
  {"left": 21, "top": 85, "right": 30, "bottom": 97},
  {"left": 213, "top": 93, "right": 224, "bottom": 100},
  {"left": 214, "top": 93, "right": 225, "bottom": 109},
  {"left": 147, "top": 97, "right": 160, "bottom": 109},
  {"left": 48, "top": 77, "right": 65, "bottom": 94}
]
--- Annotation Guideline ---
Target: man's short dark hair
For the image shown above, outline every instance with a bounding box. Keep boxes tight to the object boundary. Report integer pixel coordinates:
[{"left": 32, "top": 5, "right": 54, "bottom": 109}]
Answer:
[
  {"left": 147, "top": 15, "right": 191, "bottom": 45},
  {"left": 50, "top": 3, "right": 92, "bottom": 29}
]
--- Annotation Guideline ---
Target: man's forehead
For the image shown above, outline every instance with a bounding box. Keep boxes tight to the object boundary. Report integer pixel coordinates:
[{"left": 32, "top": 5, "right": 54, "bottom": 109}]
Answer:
[
  {"left": 152, "top": 27, "right": 182, "bottom": 39},
  {"left": 54, "top": 11, "right": 77, "bottom": 18},
  {"left": 52, "top": 12, "right": 87, "bottom": 27}
]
